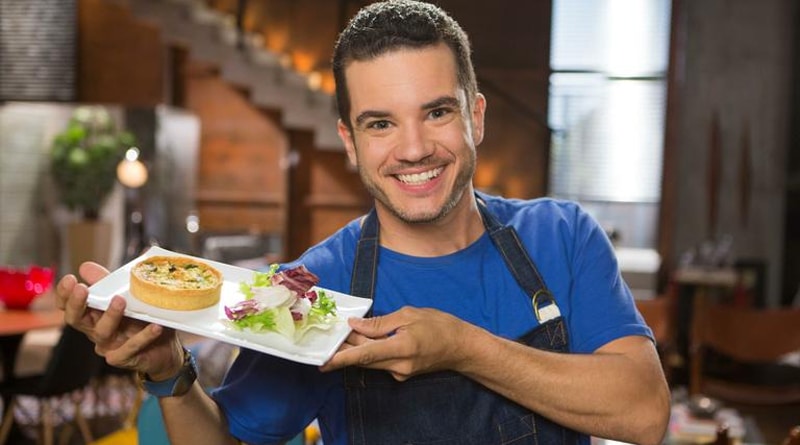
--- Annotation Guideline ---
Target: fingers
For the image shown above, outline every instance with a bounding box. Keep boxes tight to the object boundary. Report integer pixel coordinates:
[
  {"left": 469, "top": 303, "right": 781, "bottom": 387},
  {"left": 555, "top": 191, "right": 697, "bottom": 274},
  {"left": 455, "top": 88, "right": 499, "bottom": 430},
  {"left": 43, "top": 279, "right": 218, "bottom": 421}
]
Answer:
[
  {"left": 78, "top": 261, "right": 110, "bottom": 285},
  {"left": 321, "top": 334, "right": 407, "bottom": 372},
  {"left": 348, "top": 312, "right": 406, "bottom": 338},
  {"left": 343, "top": 330, "right": 376, "bottom": 347},
  {"left": 61, "top": 281, "right": 90, "bottom": 326},
  {"left": 92, "top": 296, "right": 128, "bottom": 346},
  {"left": 57, "top": 262, "right": 110, "bottom": 327},
  {"left": 318, "top": 318, "right": 397, "bottom": 371},
  {"left": 102, "top": 323, "right": 164, "bottom": 369},
  {"left": 320, "top": 308, "right": 469, "bottom": 378},
  {"left": 55, "top": 274, "right": 78, "bottom": 310}
]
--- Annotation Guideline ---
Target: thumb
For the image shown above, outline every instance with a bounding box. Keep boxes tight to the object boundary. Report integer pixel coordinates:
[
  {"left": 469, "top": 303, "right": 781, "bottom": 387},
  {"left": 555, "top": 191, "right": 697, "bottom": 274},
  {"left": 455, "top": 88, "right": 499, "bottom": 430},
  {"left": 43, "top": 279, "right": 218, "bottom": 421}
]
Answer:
[{"left": 78, "top": 261, "right": 111, "bottom": 285}]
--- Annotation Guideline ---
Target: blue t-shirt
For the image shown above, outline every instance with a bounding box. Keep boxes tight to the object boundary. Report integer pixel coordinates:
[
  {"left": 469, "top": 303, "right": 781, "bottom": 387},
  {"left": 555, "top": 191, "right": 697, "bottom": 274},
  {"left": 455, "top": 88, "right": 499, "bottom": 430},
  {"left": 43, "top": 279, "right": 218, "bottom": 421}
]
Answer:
[{"left": 211, "top": 194, "right": 652, "bottom": 445}]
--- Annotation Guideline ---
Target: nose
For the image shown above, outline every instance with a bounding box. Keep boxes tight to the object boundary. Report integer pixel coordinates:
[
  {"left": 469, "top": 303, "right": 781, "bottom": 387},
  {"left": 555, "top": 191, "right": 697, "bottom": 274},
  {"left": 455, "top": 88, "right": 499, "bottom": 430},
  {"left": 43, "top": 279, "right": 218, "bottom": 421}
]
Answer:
[{"left": 395, "top": 122, "right": 434, "bottom": 162}]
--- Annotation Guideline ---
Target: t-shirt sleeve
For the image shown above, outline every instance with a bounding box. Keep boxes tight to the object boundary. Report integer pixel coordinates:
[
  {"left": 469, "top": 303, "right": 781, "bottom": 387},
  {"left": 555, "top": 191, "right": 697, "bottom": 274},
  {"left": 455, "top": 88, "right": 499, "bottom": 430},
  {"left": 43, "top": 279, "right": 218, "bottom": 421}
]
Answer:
[
  {"left": 564, "top": 204, "right": 653, "bottom": 353},
  {"left": 210, "top": 349, "right": 339, "bottom": 444}
]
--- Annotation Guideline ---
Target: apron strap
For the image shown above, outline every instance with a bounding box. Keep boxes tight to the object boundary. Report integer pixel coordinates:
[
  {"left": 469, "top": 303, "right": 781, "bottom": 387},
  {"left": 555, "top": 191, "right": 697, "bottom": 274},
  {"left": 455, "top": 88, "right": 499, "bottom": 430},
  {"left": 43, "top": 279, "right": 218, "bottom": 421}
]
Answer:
[
  {"left": 350, "top": 209, "right": 379, "bottom": 305},
  {"left": 476, "top": 199, "right": 560, "bottom": 322}
]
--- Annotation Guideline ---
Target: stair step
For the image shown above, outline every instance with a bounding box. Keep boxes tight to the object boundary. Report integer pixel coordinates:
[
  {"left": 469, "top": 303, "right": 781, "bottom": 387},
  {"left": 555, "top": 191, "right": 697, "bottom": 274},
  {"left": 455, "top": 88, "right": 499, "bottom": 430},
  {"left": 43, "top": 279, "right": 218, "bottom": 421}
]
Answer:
[{"left": 128, "top": 0, "right": 343, "bottom": 149}]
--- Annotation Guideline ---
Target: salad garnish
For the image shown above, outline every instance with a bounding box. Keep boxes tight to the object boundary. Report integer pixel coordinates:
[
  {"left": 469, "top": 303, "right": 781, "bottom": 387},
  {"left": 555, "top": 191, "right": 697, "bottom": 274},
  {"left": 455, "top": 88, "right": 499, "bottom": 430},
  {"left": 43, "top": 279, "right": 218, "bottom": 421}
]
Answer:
[{"left": 224, "top": 264, "right": 338, "bottom": 341}]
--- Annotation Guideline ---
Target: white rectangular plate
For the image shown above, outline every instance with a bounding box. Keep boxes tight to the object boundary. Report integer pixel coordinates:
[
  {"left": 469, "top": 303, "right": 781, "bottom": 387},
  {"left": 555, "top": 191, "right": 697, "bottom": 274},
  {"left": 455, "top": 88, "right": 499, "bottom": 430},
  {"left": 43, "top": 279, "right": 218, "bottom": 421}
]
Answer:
[{"left": 87, "top": 246, "right": 372, "bottom": 366}]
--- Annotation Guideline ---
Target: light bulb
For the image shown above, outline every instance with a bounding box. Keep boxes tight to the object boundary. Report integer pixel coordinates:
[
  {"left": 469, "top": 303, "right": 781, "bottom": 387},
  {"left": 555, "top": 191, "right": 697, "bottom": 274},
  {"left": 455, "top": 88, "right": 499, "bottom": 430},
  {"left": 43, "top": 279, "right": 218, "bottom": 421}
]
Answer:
[{"left": 117, "top": 158, "right": 148, "bottom": 188}]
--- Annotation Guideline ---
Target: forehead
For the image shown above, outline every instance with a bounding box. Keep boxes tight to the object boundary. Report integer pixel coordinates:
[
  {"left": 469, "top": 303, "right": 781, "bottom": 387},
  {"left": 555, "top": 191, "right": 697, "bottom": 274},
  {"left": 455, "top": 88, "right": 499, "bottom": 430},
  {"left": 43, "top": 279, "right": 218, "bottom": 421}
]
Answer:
[{"left": 344, "top": 44, "right": 460, "bottom": 115}]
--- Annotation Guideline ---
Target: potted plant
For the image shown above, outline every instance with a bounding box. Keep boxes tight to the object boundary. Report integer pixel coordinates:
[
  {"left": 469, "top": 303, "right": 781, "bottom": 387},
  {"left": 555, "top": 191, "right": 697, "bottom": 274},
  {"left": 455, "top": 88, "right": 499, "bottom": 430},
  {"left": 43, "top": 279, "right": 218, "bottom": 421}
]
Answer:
[
  {"left": 50, "top": 106, "right": 136, "bottom": 271},
  {"left": 51, "top": 106, "right": 136, "bottom": 219}
]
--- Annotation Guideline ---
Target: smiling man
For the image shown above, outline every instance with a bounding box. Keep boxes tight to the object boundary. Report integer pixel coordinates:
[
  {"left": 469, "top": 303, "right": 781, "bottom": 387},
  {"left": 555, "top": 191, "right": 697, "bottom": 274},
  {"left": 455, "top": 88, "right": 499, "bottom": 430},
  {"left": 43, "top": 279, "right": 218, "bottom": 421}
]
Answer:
[
  {"left": 337, "top": 43, "right": 486, "bottom": 255},
  {"left": 340, "top": 44, "right": 481, "bottom": 227},
  {"left": 55, "top": 1, "right": 670, "bottom": 444}
]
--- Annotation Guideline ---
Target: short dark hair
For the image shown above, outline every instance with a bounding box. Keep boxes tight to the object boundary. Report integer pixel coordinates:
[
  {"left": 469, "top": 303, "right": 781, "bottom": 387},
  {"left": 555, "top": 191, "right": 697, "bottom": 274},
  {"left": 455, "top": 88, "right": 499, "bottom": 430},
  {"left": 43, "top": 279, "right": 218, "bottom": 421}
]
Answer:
[{"left": 332, "top": 0, "right": 477, "bottom": 130}]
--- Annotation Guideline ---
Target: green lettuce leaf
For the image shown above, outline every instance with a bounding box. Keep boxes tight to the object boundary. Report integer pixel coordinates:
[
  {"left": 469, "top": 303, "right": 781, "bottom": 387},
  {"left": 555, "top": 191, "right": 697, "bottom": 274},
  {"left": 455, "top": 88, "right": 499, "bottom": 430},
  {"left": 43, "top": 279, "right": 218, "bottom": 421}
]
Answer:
[
  {"left": 239, "top": 264, "right": 281, "bottom": 300},
  {"left": 231, "top": 309, "right": 276, "bottom": 331}
]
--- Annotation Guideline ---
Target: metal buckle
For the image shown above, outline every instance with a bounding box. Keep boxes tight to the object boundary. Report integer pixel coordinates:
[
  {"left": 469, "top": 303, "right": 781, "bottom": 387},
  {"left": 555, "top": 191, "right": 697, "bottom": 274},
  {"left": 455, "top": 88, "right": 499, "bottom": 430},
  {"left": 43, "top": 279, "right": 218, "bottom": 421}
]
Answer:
[{"left": 532, "top": 289, "right": 561, "bottom": 323}]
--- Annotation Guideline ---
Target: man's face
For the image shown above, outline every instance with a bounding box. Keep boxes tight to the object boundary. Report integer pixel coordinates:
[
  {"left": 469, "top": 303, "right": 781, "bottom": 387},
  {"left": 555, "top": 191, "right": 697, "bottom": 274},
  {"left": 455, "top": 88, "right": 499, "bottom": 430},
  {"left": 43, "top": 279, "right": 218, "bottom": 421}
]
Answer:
[{"left": 337, "top": 43, "right": 486, "bottom": 225}]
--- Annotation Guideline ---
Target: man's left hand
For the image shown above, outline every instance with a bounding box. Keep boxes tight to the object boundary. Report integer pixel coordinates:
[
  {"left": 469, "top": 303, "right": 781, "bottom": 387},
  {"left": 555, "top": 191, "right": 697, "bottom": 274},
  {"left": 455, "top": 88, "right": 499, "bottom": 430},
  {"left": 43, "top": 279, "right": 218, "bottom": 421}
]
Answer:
[{"left": 320, "top": 306, "right": 477, "bottom": 380}]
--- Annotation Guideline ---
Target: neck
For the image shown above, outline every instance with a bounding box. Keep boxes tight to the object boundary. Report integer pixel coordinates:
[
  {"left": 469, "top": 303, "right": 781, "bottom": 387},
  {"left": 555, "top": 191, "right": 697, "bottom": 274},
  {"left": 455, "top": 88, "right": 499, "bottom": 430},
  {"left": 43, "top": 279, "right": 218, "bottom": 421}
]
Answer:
[{"left": 375, "top": 191, "right": 485, "bottom": 257}]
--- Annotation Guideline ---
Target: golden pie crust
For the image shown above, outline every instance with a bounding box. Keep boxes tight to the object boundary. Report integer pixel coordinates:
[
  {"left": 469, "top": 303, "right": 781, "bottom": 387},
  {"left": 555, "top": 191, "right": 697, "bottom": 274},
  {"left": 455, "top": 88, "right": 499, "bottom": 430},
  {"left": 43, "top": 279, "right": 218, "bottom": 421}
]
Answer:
[{"left": 129, "top": 256, "right": 222, "bottom": 310}]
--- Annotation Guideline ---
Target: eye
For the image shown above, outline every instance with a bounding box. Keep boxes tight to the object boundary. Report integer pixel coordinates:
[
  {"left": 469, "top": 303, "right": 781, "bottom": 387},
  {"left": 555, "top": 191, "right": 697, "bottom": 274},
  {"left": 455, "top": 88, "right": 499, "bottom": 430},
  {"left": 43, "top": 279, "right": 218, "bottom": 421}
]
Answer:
[
  {"left": 366, "top": 120, "right": 392, "bottom": 131},
  {"left": 428, "top": 108, "right": 451, "bottom": 120}
]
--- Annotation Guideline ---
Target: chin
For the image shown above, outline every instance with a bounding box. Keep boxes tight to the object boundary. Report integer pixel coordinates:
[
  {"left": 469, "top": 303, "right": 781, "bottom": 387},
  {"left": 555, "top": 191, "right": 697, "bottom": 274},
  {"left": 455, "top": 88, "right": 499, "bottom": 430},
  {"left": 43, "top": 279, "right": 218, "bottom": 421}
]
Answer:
[
  {"left": 400, "top": 210, "right": 444, "bottom": 224},
  {"left": 387, "top": 197, "right": 456, "bottom": 224}
]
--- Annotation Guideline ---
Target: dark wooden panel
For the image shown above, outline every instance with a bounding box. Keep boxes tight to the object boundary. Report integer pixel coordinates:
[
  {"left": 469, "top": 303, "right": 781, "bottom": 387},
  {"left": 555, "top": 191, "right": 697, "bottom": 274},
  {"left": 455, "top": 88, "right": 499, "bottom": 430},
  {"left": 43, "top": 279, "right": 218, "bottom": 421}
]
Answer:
[
  {"left": 286, "top": 129, "right": 370, "bottom": 260},
  {"left": 310, "top": 207, "right": 365, "bottom": 246},
  {"left": 286, "top": 130, "right": 314, "bottom": 260},
  {"left": 77, "top": 0, "right": 164, "bottom": 105},
  {"left": 197, "top": 204, "right": 284, "bottom": 234}
]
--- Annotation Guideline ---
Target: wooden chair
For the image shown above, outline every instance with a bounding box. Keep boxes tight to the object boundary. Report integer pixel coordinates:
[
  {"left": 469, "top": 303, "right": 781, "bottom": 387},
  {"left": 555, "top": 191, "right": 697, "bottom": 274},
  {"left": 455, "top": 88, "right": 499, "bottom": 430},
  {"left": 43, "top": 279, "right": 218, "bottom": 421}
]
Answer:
[
  {"left": 689, "top": 303, "right": 800, "bottom": 404},
  {"left": 636, "top": 293, "right": 679, "bottom": 382}
]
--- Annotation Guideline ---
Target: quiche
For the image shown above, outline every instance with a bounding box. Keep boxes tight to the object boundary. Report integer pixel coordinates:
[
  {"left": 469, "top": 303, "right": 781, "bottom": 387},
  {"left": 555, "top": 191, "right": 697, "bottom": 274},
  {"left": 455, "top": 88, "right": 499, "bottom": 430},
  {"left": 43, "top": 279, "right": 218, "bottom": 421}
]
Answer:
[{"left": 129, "top": 256, "right": 222, "bottom": 310}]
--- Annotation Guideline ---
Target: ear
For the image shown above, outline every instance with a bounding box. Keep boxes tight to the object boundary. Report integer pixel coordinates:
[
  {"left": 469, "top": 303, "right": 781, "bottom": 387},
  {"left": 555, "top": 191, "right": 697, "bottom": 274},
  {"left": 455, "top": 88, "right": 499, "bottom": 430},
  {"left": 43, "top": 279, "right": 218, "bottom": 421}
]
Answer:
[
  {"left": 337, "top": 119, "right": 358, "bottom": 167},
  {"left": 471, "top": 93, "right": 487, "bottom": 146}
]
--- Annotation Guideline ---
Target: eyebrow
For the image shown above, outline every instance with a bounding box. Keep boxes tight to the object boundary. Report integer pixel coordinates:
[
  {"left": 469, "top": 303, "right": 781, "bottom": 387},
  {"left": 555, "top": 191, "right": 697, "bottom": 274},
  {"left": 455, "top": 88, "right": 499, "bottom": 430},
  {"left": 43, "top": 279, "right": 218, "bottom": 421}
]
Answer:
[
  {"left": 354, "top": 110, "right": 391, "bottom": 127},
  {"left": 421, "top": 95, "right": 461, "bottom": 111},
  {"left": 353, "top": 95, "right": 462, "bottom": 128}
]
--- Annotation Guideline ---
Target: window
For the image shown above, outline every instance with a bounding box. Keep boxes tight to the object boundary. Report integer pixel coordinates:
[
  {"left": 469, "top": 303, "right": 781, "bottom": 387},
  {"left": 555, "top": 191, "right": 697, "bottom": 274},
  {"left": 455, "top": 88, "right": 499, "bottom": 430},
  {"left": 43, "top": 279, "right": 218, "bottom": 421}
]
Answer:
[{"left": 548, "top": 0, "right": 671, "bottom": 248}]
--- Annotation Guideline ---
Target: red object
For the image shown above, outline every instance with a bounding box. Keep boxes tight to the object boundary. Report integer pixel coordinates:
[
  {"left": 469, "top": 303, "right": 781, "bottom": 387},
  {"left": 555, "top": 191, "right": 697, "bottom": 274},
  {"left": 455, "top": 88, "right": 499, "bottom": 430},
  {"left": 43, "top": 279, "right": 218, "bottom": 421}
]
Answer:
[{"left": 0, "top": 265, "right": 55, "bottom": 310}]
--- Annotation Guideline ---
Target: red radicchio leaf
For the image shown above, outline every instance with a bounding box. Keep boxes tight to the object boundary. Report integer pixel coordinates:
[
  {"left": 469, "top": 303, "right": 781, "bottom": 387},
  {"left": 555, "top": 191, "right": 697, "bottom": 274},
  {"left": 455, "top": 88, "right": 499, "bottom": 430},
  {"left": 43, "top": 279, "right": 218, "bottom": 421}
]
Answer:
[
  {"left": 304, "top": 290, "right": 318, "bottom": 304},
  {"left": 271, "top": 265, "right": 319, "bottom": 295},
  {"left": 224, "top": 299, "right": 261, "bottom": 321}
]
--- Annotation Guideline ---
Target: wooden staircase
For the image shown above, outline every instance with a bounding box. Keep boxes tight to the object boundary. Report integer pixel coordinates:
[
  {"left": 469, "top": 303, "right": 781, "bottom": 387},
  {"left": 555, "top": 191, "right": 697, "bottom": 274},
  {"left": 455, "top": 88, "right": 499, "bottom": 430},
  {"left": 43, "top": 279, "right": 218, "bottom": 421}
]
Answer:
[
  {"left": 125, "top": 0, "right": 343, "bottom": 150},
  {"left": 85, "top": 0, "right": 370, "bottom": 260}
]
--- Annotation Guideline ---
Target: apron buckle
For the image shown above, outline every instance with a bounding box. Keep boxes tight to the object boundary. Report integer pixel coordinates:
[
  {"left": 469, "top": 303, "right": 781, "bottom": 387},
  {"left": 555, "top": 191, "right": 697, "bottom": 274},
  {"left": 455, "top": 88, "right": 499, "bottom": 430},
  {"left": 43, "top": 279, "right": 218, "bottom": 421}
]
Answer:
[{"left": 532, "top": 289, "right": 561, "bottom": 323}]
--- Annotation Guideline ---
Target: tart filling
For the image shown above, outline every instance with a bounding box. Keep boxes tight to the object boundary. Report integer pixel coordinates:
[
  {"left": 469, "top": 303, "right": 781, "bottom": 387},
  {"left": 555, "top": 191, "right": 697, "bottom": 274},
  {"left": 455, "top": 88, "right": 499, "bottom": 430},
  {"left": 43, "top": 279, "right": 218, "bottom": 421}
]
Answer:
[{"left": 130, "top": 256, "right": 222, "bottom": 311}]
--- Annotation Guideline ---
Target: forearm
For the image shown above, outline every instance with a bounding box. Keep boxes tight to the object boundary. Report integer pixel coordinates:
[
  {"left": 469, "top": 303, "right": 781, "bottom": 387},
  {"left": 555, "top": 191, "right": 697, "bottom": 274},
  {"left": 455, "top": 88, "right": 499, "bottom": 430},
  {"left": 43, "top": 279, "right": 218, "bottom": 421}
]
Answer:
[
  {"left": 159, "top": 383, "right": 240, "bottom": 445},
  {"left": 457, "top": 325, "right": 670, "bottom": 445}
]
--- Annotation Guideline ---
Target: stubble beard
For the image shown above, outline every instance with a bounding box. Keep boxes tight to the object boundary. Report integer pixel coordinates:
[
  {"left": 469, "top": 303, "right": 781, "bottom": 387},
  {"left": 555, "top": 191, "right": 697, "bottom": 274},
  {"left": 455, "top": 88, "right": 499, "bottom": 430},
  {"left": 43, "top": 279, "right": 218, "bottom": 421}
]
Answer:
[{"left": 357, "top": 150, "right": 476, "bottom": 225}]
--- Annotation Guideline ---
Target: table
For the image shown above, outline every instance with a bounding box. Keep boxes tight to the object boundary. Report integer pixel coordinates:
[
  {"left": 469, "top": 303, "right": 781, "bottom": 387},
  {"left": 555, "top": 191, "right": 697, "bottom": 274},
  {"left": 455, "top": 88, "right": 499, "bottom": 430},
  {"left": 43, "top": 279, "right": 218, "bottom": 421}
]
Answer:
[
  {"left": 672, "top": 267, "right": 738, "bottom": 288},
  {"left": 0, "top": 308, "right": 64, "bottom": 382},
  {"left": 0, "top": 307, "right": 64, "bottom": 443}
]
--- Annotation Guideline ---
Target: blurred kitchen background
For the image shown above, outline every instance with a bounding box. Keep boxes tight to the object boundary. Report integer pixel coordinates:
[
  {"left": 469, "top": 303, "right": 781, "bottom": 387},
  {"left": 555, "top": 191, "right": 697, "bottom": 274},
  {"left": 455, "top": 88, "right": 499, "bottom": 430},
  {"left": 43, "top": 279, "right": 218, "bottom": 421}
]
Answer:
[
  {"left": 2, "top": 0, "right": 796, "bottom": 308},
  {"left": 1, "top": 0, "right": 799, "bottom": 443}
]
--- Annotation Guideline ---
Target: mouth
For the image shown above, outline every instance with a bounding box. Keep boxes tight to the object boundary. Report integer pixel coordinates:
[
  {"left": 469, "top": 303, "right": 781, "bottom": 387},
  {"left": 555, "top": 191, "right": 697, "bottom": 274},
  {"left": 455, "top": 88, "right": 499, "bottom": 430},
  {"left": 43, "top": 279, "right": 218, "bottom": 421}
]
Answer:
[{"left": 395, "top": 167, "right": 444, "bottom": 185}]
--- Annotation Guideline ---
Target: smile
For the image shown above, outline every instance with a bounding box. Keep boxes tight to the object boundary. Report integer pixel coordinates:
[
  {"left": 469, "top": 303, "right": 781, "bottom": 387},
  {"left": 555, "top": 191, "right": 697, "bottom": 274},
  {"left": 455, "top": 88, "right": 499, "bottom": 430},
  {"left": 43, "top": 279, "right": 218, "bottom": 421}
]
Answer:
[{"left": 396, "top": 167, "right": 443, "bottom": 185}]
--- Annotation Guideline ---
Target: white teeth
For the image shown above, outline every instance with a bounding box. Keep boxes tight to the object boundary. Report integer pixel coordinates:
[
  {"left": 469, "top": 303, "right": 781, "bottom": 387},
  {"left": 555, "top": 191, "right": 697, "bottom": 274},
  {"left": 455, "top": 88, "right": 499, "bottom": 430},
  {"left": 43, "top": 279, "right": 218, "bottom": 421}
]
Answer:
[{"left": 397, "top": 168, "right": 442, "bottom": 185}]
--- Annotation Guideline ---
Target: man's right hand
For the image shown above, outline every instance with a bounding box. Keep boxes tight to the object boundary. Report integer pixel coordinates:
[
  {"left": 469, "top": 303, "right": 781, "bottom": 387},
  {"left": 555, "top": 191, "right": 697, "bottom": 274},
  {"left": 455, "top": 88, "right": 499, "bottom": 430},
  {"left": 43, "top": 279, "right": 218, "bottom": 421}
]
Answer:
[{"left": 55, "top": 261, "right": 185, "bottom": 380}]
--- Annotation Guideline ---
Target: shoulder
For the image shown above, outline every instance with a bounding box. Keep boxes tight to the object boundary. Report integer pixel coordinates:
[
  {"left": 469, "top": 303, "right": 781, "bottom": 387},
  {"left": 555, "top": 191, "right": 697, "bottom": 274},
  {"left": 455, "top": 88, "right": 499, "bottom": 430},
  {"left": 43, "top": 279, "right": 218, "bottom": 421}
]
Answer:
[
  {"left": 477, "top": 192, "right": 608, "bottom": 266},
  {"left": 478, "top": 191, "right": 591, "bottom": 233}
]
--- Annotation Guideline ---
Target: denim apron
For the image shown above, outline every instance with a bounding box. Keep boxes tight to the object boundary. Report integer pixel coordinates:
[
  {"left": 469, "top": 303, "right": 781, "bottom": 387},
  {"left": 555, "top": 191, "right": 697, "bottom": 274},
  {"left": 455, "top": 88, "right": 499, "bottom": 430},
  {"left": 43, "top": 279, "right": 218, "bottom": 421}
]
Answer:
[{"left": 344, "top": 198, "right": 581, "bottom": 445}]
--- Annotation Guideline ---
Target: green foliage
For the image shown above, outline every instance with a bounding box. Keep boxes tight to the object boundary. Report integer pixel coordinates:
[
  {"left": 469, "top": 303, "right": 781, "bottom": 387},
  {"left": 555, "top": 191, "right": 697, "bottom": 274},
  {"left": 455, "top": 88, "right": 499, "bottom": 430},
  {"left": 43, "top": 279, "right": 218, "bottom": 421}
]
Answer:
[{"left": 50, "top": 106, "right": 136, "bottom": 220}]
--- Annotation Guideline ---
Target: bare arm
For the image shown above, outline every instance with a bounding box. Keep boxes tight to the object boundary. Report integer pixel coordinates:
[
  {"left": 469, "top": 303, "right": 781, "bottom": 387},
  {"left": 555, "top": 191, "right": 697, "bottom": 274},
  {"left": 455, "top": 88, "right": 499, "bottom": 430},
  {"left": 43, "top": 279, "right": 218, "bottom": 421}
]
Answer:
[
  {"left": 157, "top": 383, "right": 239, "bottom": 445},
  {"left": 56, "top": 263, "right": 240, "bottom": 445},
  {"left": 461, "top": 323, "right": 670, "bottom": 444},
  {"left": 321, "top": 306, "right": 670, "bottom": 445}
]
